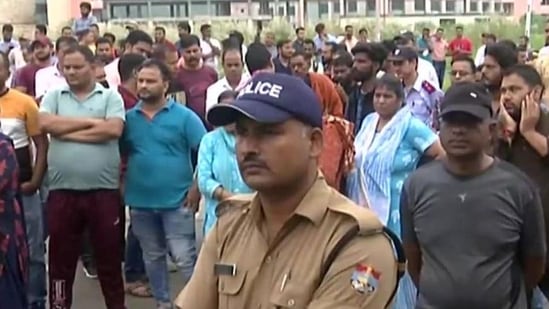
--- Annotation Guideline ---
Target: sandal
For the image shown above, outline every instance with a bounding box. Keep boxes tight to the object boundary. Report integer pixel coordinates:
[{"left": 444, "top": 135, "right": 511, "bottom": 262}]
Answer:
[{"left": 125, "top": 281, "right": 153, "bottom": 298}]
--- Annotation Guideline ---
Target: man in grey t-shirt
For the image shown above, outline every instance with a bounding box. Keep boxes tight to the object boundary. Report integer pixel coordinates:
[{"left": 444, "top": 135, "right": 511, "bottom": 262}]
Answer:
[{"left": 401, "top": 82, "right": 546, "bottom": 309}]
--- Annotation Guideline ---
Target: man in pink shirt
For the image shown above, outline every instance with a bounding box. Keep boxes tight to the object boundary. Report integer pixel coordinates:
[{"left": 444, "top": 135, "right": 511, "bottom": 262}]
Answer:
[
  {"left": 104, "top": 30, "right": 153, "bottom": 88},
  {"left": 448, "top": 25, "right": 473, "bottom": 60},
  {"left": 431, "top": 28, "right": 448, "bottom": 88}
]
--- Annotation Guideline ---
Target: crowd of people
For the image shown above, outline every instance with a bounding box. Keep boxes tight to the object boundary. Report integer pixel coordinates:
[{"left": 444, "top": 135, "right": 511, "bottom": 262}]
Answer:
[{"left": 2, "top": 0, "right": 549, "bottom": 308}]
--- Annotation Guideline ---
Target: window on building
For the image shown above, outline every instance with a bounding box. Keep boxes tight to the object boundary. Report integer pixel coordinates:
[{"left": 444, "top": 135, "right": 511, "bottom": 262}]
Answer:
[
  {"left": 215, "top": 1, "right": 230, "bottom": 16},
  {"left": 482, "top": 1, "right": 489, "bottom": 12},
  {"left": 543, "top": 0, "right": 549, "bottom": 5},
  {"left": 503, "top": 3, "right": 513, "bottom": 14},
  {"left": 128, "top": 4, "right": 148, "bottom": 18},
  {"left": 347, "top": 0, "right": 358, "bottom": 13},
  {"left": 366, "top": 0, "right": 376, "bottom": 15},
  {"left": 35, "top": 3, "right": 48, "bottom": 24},
  {"left": 469, "top": 1, "right": 477, "bottom": 11},
  {"left": 278, "top": 6, "right": 285, "bottom": 16},
  {"left": 391, "top": 0, "right": 405, "bottom": 14},
  {"left": 258, "top": 1, "right": 269, "bottom": 15},
  {"left": 177, "top": 3, "right": 189, "bottom": 16},
  {"left": 440, "top": 18, "right": 456, "bottom": 26},
  {"left": 150, "top": 4, "right": 172, "bottom": 17},
  {"left": 431, "top": 0, "right": 441, "bottom": 12},
  {"left": 110, "top": 4, "right": 147, "bottom": 18},
  {"left": 191, "top": 2, "right": 211, "bottom": 16},
  {"left": 445, "top": 0, "right": 455, "bottom": 12},
  {"left": 415, "top": 0, "right": 425, "bottom": 12},
  {"left": 319, "top": 2, "right": 329, "bottom": 16},
  {"left": 334, "top": 1, "right": 340, "bottom": 13},
  {"left": 288, "top": 4, "right": 296, "bottom": 15},
  {"left": 494, "top": 2, "right": 501, "bottom": 12}
]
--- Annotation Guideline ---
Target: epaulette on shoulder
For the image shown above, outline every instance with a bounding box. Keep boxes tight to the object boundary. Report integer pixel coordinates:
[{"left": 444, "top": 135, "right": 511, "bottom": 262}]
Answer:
[
  {"left": 215, "top": 193, "right": 255, "bottom": 218},
  {"left": 421, "top": 80, "right": 436, "bottom": 94},
  {"left": 326, "top": 193, "right": 384, "bottom": 236}
]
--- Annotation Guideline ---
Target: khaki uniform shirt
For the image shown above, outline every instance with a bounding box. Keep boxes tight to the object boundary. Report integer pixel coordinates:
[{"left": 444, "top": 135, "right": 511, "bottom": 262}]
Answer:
[{"left": 175, "top": 175, "right": 398, "bottom": 309}]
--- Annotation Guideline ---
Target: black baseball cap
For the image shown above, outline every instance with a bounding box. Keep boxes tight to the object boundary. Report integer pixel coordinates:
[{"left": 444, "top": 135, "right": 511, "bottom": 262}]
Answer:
[
  {"left": 388, "top": 47, "right": 417, "bottom": 61},
  {"left": 440, "top": 82, "right": 493, "bottom": 120}
]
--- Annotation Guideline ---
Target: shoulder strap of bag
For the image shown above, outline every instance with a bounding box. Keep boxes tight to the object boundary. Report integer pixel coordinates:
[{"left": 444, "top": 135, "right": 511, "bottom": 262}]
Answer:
[{"left": 319, "top": 225, "right": 406, "bottom": 309}]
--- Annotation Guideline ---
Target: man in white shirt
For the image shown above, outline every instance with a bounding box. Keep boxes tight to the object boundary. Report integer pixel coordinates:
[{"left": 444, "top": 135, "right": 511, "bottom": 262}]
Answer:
[
  {"left": 474, "top": 33, "right": 496, "bottom": 66},
  {"left": 337, "top": 25, "right": 359, "bottom": 53},
  {"left": 397, "top": 36, "right": 439, "bottom": 87},
  {"left": 104, "top": 30, "right": 153, "bottom": 88},
  {"left": 205, "top": 47, "right": 248, "bottom": 111},
  {"left": 34, "top": 36, "right": 78, "bottom": 100},
  {"left": 199, "top": 24, "right": 221, "bottom": 69}
]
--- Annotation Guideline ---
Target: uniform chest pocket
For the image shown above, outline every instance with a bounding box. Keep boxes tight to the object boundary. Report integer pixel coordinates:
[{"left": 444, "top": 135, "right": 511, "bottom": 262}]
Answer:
[
  {"left": 269, "top": 282, "right": 310, "bottom": 309},
  {"left": 218, "top": 270, "right": 247, "bottom": 309}
]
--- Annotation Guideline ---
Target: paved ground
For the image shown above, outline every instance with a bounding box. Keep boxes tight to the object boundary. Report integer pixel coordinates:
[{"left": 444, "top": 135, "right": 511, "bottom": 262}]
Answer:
[
  {"left": 73, "top": 266, "right": 185, "bottom": 308},
  {"left": 72, "top": 210, "right": 205, "bottom": 309}
]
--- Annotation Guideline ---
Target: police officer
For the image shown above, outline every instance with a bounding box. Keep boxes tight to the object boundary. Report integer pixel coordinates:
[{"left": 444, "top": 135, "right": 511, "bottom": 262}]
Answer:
[
  {"left": 391, "top": 47, "right": 444, "bottom": 129},
  {"left": 175, "top": 73, "right": 403, "bottom": 309}
]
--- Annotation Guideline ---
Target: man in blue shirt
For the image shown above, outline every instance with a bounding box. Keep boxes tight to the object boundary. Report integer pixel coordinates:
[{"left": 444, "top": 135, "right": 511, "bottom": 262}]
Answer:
[
  {"left": 72, "top": 2, "right": 98, "bottom": 34},
  {"left": 121, "top": 59, "right": 206, "bottom": 309}
]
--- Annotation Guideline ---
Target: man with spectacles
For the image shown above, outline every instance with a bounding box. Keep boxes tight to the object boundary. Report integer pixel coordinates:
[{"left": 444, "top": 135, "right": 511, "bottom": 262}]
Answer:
[{"left": 449, "top": 55, "right": 476, "bottom": 85}]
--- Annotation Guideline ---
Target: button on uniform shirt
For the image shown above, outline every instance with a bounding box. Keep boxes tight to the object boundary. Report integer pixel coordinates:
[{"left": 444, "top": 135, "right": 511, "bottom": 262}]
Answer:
[
  {"left": 404, "top": 78, "right": 443, "bottom": 129},
  {"left": 175, "top": 174, "right": 398, "bottom": 309},
  {"left": 205, "top": 73, "right": 249, "bottom": 112},
  {"left": 34, "top": 65, "right": 67, "bottom": 100},
  {"left": 39, "top": 84, "right": 125, "bottom": 190}
]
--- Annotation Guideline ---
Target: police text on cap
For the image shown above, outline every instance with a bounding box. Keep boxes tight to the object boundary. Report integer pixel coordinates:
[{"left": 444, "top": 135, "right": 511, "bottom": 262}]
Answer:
[{"left": 242, "top": 81, "right": 283, "bottom": 99}]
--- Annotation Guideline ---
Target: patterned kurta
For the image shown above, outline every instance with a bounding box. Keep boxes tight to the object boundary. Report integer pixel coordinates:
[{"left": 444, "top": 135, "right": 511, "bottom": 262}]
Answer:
[{"left": 0, "top": 134, "right": 28, "bottom": 309}]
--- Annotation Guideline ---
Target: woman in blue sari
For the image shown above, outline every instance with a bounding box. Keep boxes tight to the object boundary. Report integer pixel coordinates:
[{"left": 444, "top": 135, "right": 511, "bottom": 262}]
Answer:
[
  {"left": 197, "top": 90, "right": 253, "bottom": 235},
  {"left": 347, "top": 74, "right": 444, "bottom": 308},
  {"left": 0, "top": 133, "right": 28, "bottom": 309}
]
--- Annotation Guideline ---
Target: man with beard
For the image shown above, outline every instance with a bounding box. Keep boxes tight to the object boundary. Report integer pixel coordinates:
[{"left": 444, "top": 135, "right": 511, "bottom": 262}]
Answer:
[
  {"left": 273, "top": 39, "right": 294, "bottom": 75},
  {"left": 497, "top": 64, "right": 549, "bottom": 300},
  {"left": 35, "top": 36, "right": 78, "bottom": 100},
  {"left": 332, "top": 52, "right": 354, "bottom": 95},
  {"left": 176, "top": 34, "right": 218, "bottom": 128},
  {"left": 72, "top": 1, "right": 98, "bottom": 34},
  {"left": 392, "top": 47, "right": 444, "bottom": 129},
  {"left": 151, "top": 42, "right": 186, "bottom": 103},
  {"left": 321, "top": 42, "right": 339, "bottom": 79},
  {"left": 104, "top": 30, "right": 153, "bottom": 88},
  {"left": 175, "top": 22, "right": 192, "bottom": 54},
  {"left": 303, "top": 39, "right": 323, "bottom": 74},
  {"left": 289, "top": 51, "right": 343, "bottom": 116},
  {"left": 13, "top": 37, "right": 53, "bottom": 97},
  {"left": 481, "top": 42, "right": 517, "bottom": 114},
  {"left": 95, "top": 37, "right": 115, "bottom": 65},
  {"left": 346, "top": 42, "right": 387, "bottom": 133},
  {"left": 121, "top": 59, "right": 206, "bottom": 309}
]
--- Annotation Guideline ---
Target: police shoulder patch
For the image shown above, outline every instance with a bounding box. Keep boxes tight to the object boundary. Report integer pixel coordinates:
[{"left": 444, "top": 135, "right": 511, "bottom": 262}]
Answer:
[
  {"left": 421, "top": 80, "right": 436, "bottom": 94},
  {"left": 350, "top": 264, "right": 381, "bottom": 294}
]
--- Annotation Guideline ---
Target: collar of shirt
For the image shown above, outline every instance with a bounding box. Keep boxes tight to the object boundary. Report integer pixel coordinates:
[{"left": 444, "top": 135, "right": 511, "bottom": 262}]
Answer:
[
  {"left": 60, "top": 82, "right": 104, "bottom": 95},
  {"left": 249, "top": 172, "right": 332, "bottom": 228},
  {"left": 136, "top": 98, "right": 175, "bottom": 111}
]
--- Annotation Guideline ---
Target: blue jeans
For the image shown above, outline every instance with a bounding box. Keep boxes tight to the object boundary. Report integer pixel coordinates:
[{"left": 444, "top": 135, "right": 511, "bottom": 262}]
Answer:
[
  {"left": 125, "top": 224, "right": 147, "bottom": 283},
  {"left": 22, "top": 192, "right": 46, "bottom": 308},
  {"left": 131, "top": 207, "right": 197, "bottom": 305},
  {"left": 432, "top": 60, "right": 446, "bottom": 89}
]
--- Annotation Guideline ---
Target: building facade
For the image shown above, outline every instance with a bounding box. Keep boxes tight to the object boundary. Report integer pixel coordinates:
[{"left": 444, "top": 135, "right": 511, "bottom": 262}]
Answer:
[{"left": 35, "top": 0, "right": 534, "bottom": 26}]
